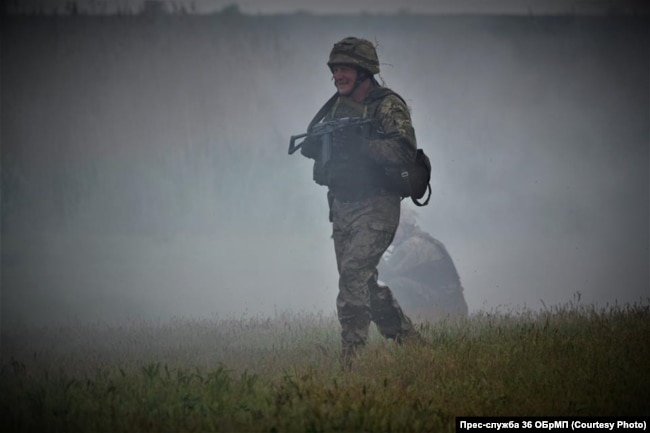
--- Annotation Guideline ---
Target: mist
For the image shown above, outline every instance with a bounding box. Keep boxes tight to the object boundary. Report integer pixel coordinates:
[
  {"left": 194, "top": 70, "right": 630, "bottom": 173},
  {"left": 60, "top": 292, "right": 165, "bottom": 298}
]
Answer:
[{"left": 2, "top": 11, "right": 648, "bottom": 329}]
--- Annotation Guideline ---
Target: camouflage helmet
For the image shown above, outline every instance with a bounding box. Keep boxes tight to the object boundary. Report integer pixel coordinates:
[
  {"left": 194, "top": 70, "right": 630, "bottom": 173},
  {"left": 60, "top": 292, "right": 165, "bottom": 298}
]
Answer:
[{"left": 327, "top": 37, "right": 380, "bottom": 75}]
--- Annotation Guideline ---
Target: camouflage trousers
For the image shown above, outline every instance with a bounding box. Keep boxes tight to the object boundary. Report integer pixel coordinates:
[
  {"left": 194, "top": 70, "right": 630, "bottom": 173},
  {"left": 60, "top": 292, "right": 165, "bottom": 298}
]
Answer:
[{"left": 331, "top": 193, "right": 416, "bottom": 354}]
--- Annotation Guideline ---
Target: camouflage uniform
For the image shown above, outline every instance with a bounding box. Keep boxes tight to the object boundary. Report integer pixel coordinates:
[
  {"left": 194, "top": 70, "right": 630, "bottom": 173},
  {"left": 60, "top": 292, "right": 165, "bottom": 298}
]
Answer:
[
  {"left": 300, "top": 37, "right": 420, "bottom": 358},
  {"left": 378, "top": 220, "right": 468, "bottom": 319}
]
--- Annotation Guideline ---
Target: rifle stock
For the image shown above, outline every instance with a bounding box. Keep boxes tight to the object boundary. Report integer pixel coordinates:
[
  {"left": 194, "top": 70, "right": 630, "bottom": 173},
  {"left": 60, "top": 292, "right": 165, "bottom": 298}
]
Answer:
[{"left": 288, "top": 132, "right": 309, "bottom": 155}]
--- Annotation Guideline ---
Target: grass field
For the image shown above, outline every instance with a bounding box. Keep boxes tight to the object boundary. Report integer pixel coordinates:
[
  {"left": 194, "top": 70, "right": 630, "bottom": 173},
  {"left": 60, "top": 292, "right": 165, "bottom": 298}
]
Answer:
[{"left": 1, "top": 301, "right": 649, "bottom": 432}]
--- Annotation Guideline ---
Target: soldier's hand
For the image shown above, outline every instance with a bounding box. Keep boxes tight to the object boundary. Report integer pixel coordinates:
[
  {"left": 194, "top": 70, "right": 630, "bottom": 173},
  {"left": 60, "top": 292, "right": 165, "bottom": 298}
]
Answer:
[
  {"left": 300, "top": 136, "right": 320, "bottom": 159},
  {"left": 332, "top": 125, "right": 364, "bottom": 149}
]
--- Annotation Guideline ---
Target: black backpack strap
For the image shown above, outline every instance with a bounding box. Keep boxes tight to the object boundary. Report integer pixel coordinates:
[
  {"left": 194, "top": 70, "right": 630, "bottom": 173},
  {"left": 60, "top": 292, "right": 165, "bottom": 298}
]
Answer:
[{"left": 411, "top": 184, "right": 431, "bottom": 207}]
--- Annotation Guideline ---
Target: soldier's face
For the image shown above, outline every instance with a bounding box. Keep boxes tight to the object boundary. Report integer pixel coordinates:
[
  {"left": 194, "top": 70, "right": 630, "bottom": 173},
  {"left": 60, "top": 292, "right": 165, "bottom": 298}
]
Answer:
[{"left": 331, "top": 64, "right": 357, "bottom": 96}]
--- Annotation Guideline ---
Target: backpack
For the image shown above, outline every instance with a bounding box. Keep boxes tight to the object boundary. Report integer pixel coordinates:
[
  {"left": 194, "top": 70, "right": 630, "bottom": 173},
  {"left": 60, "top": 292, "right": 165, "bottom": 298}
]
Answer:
[{"left": 383, "top": 148, "right": 432, "bottom": 207}]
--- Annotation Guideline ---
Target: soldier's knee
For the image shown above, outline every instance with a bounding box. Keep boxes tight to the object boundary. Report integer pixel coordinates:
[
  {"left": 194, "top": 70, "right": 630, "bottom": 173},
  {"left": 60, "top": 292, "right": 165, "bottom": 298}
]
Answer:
[{"left": 370, "top": 284, "right": 392, "bottom": 303}]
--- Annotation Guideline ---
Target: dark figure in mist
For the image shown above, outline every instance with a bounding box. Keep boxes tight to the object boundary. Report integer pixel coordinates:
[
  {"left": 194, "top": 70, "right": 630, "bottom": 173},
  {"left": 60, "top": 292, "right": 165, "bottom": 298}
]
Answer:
[
  {"left": 378, "top": 205, "right": 468, "bottom": 319},
  {"left": 299, "top": 37, "right": 423, "bottom": 363}
]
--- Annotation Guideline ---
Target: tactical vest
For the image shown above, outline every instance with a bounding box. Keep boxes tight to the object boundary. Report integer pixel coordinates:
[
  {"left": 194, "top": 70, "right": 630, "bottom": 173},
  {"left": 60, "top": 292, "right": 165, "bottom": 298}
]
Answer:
[{"left": 309, "top": 87, "right": 404, "bottom": 198}]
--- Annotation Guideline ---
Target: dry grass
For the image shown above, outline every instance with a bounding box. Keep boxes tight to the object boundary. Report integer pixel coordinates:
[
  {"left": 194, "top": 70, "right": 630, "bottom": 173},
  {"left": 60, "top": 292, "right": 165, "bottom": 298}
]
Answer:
[{"left": 1, "top": 302, "right": 649, "bottom": 432}]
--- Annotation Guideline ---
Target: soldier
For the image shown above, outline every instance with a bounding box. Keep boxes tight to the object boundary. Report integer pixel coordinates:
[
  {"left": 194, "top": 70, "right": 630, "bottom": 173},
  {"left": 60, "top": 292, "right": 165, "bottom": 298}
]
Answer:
[
  {"left": 299, "top": 37, "right": 423, "bottom": 362},
  {"left": 378, "top": 205, "right": 468, "bottom": 319}
]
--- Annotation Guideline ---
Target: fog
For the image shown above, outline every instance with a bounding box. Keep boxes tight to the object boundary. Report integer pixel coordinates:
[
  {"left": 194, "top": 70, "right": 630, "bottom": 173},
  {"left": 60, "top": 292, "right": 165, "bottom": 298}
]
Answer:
[{"left": 2, "top": 12, "right": 648, "bottom": 328}]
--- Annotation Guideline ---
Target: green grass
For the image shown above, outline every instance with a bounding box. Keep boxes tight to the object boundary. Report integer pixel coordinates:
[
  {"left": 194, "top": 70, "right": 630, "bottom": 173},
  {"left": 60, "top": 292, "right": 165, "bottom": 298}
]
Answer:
[{"left": 1, "top": 304, "right": 649, "bottom": 432}]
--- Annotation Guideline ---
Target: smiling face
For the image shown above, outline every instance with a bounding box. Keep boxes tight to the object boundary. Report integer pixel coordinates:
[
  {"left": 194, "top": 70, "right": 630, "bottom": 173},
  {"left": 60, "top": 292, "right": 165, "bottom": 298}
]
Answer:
[{"left": 331, "top": 64, "right": 358, "bottom": 96}]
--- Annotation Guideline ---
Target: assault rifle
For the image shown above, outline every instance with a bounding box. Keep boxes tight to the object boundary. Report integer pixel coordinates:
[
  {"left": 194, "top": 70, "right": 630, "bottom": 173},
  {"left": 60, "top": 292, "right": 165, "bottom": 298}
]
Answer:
[{"left": 287, "top": 117, "right": 374, "bottom": 165}]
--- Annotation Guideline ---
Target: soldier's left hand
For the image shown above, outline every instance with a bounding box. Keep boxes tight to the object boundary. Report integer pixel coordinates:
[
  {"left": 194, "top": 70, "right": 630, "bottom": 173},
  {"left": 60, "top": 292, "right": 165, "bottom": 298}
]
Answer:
[{"left": 300, "top": 135, "right": 321, "bottom": 159}]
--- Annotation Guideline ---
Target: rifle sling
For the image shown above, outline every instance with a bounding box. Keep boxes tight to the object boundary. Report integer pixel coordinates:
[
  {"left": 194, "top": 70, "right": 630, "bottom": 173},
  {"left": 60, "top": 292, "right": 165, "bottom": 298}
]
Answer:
[{"left": 307, "top": 93, "right": 340, "bottom": 131}]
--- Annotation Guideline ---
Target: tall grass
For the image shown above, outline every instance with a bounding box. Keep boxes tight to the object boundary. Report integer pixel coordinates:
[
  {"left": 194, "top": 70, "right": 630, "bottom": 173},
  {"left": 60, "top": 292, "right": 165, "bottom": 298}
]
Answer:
[{"left": 1, "top": 303, "right": 649, "bottom": 432}]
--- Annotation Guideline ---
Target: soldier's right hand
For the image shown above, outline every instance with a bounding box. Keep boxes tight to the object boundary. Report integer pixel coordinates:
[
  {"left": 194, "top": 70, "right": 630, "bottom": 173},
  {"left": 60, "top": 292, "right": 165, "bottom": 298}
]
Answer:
[
  {"left": 332, "top": 126, "right": 362, "bottom": 151},
  {"left": 300, "top": 136, "right": 320, "bottom": 159}
]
